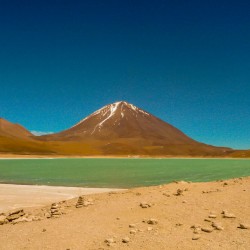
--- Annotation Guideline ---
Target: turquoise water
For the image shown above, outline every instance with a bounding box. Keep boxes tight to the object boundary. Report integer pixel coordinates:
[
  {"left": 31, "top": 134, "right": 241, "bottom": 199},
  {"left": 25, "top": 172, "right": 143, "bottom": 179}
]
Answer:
[{"left": 0, "top": 159, "right": 249, "bottom": 188}]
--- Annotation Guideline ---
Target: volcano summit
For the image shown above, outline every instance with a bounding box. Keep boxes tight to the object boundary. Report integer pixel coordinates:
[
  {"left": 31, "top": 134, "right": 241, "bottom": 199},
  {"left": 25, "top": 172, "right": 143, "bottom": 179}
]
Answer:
[
  {"left": 44, "top": 101, "right": 197, "bottom": 143},
  {"left": 38, "top": 101, "right": 231, "bottom": 156}
]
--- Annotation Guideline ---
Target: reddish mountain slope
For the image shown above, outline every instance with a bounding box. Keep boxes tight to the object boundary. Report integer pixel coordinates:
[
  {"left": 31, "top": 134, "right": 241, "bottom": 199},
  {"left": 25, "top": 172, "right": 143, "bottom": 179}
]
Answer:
[
  {"left": 43, "top": 101, "right": 197, "bottom": 143},
  {"left": 40, "top": 101, "right": 232, "bottom": 156},
  {"left": 0, "top": 118, "right": 33, "bottom": 139},
  {"left": 0, "top": 118, "right": 55, "bottom": 155}
]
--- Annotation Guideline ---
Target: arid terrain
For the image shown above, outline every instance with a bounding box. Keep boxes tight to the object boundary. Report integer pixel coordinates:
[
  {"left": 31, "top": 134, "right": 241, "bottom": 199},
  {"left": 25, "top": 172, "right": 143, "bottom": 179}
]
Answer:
[{"left": 0, "top": 177, "right": 249, "bottom": 250}]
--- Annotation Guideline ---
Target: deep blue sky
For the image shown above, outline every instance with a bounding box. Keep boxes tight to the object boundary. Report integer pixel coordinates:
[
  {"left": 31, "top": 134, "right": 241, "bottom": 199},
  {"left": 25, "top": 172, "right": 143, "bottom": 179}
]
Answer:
[{"left": 0, "top": 0, "right": 249, "bottom": 149}]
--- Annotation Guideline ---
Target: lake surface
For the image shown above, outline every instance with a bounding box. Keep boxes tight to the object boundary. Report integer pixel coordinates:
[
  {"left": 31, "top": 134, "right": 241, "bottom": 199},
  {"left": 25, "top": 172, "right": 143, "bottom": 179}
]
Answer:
[{"left": 0, "top": 158, "right": 249, "bottom": 188}]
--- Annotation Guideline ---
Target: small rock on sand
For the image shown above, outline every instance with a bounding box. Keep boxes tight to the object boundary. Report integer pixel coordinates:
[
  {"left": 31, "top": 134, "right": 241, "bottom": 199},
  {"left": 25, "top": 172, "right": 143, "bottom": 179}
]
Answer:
[
  {"left": 130, "top": 230, "right": 137, "bottom": 234},
  {"left": 129, "top": 224, "right": 136, "bottom": 228},
  {"left": 190, "top": 224, "right": 201, "bottom": 229},
  {"left": 147, "top": 219, "right": 158, "bottom": 225},
  {"left": 0, "top": 215, "right": 7, "bottom": 225},
  {"left": 140, "top": 202, "right": 152, "bottom": 208},
  {"left": 6, "top": 209, "right": 25, "bottom": 222},
  {"left": 193, "top": 228, "right": 201, "bottom": 234},
  {"left": 221, "top": 210, "right": 236, "bottom": 218},
  {"left": 11, "top": 216, "right": 32, "bottom": 224},
  {"left": 174, "top": 189, "right": 184, "bottom": 196},
  {"left": 212, "top": 222, "right": 224, "bottom": 230},
  {"left": 163, "top": 193, "right": 170, "bottom": 197},
  {"left": 192, "top": 235, "right": 201, "bottom": 240},
  {"left": 75, "top": 196, "right": 84, "bottom": 208},
  {"left": 105, "top": 238, "right": 115, "bottom": 244},
  {"left": 122, "top": 237, "right": 130, "bottom": 243},
  {"left": 238, "top": 223, "right": 249, "bottom": 229},
  {"left": 208, "top": 214, "right": 217, "bottom": 218},
  {"left": 204, "top": 218, "right": 212, "bottom": 222},
  {"left": 223, "top": 213, "right": 236, "bottom": 218},
  {"left": 201, "top": 227, "right": 214, "bottom": 233}
]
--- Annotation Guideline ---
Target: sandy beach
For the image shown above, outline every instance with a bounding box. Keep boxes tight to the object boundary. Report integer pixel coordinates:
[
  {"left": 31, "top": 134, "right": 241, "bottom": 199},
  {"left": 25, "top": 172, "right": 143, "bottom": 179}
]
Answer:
[{"left": 0, "top": 177, "right": 249, "bottom": 249}]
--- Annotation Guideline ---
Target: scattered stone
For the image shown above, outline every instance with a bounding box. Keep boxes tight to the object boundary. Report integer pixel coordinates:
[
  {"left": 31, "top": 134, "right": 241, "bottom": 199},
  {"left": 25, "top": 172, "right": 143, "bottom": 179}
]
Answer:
[
  {"left": 176, "top": 223, "right": 183, "bottom": 226},
  {"left": 105, "top": 238, "right": 115, "bottom": 244},
  {"left": 76, "top": 196, "right": 84, "bottom": 208},
  {"left": 122, "top": 237, "right": 130, "bottom": 243},
  {"left": 204, "top": 218, "right": 212, "bottom": 222},
  {"left": 105, "top": 238, "right": 116, "bottom": 246},
  {"left": 129, "top": 224, "right": 136, "bottom": 228},
  {"left": 212, "top": 222, "right": 224, "bottom": 230},
  {"left": 192, "top": 235, "right": 201, "bottom": 240},
  {"left": 42, "top": 228, "right": 47, "bottom": 232},
  {"left": 163, "top": 193, "right": 170, "bottom": 197},
  {"left": 44, "top": 212, "right": 51, "bottom": 218},
  {"left": 215, "top": 225, "right": 224, "bottom": 230},
  {"left": 208, "top": 214, "right": 217, "bottom": 218},
  {"left": 223, "top": 212, "right": 236, "bottom": 218},
  {"left": 0, "top": 215, "right": 7, "bottom": 225},
  {"left": 238, "top": 223, "right": 249, "bottom": 229},
  {"left": 147, "top": 227, "right": 153, "bottom": 231},
  {"left": 130, "top": 230, "right": 136, "bottom": 234},
  {"left": 116, "top": 217, "right": 120, "bottom": 220},
  {"left": 147, "top": 219, "right": 158, "bottom": 225},
  {"left": 223, "top": 182, "right": 228, "bottom": 186},
  {"left": 193, "top": 228, "right": 201, "bottom": 234},
  {"left": 190, "top": 224, "right": 201, "bottom": 229},
  {"left": 202, "top": 189, "right": 221, "bottom": 194},
  {"left": 135, "top": 192, "right": 141, "bottom": 196},
  {"left": 140, "top": 202, "right": 152, "bottom": 208},
  {"left": 6, "top": 209, "right": 25, "bottom": 222},
  {"left": 182, "top": 200, "right": 187, "bottom": 203},
  {"left": 11, "top": 216, "right": 32, "bottom": 224},
  {"left": 174, "top": 189, "right": 184, "bottom": 196},
  {"left": 30, "top": 215, "right": 42, "bottom": 221},
  {"left": 50, "top": 203, "right": 61, "bottom": 218},
  {"left": 201, "top": 227, "right": 214, "bottom": 233}
]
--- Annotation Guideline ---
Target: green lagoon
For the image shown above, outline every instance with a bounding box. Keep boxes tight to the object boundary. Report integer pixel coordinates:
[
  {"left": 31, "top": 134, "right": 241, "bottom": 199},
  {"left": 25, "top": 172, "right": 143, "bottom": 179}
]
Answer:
[{"left": 0, "top": 158, "right": 249, "bottom": 188}]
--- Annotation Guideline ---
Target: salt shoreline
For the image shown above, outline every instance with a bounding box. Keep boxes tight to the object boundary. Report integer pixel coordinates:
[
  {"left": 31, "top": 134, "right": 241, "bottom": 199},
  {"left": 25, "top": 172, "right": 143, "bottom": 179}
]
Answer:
[{"left": 0, "top": 183, "right": 124, "bottom": 213}]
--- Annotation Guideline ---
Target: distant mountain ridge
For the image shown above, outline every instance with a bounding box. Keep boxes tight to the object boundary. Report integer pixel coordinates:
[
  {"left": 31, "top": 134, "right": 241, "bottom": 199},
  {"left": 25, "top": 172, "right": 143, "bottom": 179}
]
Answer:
[{"left": 0, "top": 101, "right": 242, "bottom": 156}]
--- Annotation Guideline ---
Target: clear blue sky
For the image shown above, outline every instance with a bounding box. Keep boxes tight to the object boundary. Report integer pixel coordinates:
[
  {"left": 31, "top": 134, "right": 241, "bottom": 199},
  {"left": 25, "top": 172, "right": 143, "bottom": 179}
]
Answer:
[{"left": 0, "top": 0, "right": 249, "bottom": 149}]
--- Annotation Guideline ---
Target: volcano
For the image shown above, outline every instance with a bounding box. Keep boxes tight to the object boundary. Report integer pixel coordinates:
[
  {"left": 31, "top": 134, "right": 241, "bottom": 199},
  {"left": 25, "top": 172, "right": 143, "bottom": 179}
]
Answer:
[
  {"left": 40, "top": 101, "right": 232, "bottom": 156},
  {"left": 44, "top": 101, "right": 196, "bottom": 143}
]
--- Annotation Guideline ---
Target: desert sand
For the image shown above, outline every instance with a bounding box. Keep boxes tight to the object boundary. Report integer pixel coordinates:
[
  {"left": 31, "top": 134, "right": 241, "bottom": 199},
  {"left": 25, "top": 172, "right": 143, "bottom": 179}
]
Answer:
[{"left": 0, "top": 177, "right": 249, "bottom": 249}]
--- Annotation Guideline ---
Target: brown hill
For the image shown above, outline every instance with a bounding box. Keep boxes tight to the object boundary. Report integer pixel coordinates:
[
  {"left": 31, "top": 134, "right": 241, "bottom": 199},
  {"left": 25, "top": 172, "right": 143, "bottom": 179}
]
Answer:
[
  {"left": 40, "top": 101, "right": 233, "bottom": 156},
  {"left": 0, "top": 118, "right": 32, "bottom": 139},
  {"left": 0, "top": 118, "right": 55, "bottom": 155}
]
